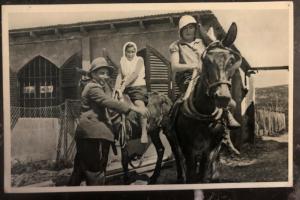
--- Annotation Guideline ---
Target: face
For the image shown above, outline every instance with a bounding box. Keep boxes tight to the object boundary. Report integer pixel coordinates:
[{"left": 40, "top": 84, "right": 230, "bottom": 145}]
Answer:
[
  {"left": 91, "top": 67, "right": 111, "bottom": 82},
  {"left": 205, "top": 49, "right": 239, "bottom": 83},
  {"left": 181, "top": 24, "right": 196, "bottom": 42},
  {"left": 203, "top": 48, "right": 241, "bottom": 107},
  {"left": 125, "top": 46, "right": 136, "bottom": 61}
]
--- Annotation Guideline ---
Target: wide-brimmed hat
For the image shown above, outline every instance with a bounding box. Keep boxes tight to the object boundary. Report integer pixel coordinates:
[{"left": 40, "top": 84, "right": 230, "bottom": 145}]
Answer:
[{"left": 88, "top": 57, "right": 114, "bottom": 76}]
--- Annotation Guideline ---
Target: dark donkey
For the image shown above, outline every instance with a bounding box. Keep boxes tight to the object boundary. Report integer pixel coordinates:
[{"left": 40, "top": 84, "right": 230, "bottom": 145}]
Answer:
[
  {"left": 112, "top": 91, "right": 178, "bottom": 184},
  {"left": 173, "top": 23, "right": 242, "bottom": 183}
]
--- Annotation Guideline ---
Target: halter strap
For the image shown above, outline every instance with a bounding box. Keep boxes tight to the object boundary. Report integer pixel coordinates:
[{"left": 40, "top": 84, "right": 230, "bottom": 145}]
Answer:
[
  {"left": 200, "top": 40, "right": 242, "bottom": 95},
  {"left": 201, "top": 40, "right": 221, "bottom": 61},
  {"left": 201, "top": 40, "right": 242, "bottom": 62},
  {"left": 205, "top": 80, "right": 232, "bottom": 96},
  {"left": 181, "top": 40, "right": 242, "bottom": 121},
  {"left": 182, "top": 78, "right": 223, "bottom": 121}
]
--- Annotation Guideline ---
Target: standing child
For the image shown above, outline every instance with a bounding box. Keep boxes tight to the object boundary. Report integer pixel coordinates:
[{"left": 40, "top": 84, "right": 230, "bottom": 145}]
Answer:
[{"left": 114, "top": 42, "right": 149, "bottom": 143}]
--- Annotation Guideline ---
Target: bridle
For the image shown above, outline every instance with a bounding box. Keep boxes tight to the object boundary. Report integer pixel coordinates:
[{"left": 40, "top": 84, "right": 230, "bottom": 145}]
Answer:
[
  {"left": 182, "top": 40, "right": 242, "bottom": 122},
  {"left": 200, "top": 40, "right": 242, "bottom": 96}
]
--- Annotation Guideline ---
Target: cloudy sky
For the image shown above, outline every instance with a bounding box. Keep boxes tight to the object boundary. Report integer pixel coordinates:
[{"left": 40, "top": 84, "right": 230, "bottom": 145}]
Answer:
[{"left": 4, "top": 2, "right": 292, "bottom": 88}]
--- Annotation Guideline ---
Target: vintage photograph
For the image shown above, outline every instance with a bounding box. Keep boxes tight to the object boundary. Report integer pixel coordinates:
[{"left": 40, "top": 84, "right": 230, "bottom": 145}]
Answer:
[{"left": 2, "top": 2, "right": 293, "bottom": 193}]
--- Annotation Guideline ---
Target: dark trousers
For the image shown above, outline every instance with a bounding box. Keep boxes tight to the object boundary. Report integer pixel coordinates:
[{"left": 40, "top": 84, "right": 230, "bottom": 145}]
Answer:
[{"left": 68, "top": 138, "right": 111, "bottom": 186}]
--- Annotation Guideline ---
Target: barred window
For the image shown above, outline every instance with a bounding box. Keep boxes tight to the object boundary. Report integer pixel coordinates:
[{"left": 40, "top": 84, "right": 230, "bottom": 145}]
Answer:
[{"left": 18, "top": 56, "right": 60, "bottom": 108}]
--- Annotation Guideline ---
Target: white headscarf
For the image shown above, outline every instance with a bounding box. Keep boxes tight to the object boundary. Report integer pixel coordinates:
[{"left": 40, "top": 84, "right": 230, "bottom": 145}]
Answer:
[{"left": 120, "top": 42, "right": 139, "bottom": 77}]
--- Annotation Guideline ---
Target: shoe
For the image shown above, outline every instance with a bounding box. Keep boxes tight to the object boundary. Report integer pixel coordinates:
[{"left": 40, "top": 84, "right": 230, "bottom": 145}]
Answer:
[
  {"left": 85, "top": 171, "right": 105, "bottom": 185},
  {"left": 226, "top": 111, "right": 240, "bottom": 129}
]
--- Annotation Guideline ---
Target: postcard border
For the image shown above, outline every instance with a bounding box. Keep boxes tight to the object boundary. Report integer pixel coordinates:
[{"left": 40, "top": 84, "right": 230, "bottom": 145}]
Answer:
[{"left": 2, "top": 1, "right": 294, "bottom": 193}]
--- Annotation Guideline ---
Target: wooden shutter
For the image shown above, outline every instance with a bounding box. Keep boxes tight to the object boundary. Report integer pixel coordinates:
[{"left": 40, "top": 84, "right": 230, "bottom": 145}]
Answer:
[{"left": 138, "top": 45, "right": 172, "bottom": 98}]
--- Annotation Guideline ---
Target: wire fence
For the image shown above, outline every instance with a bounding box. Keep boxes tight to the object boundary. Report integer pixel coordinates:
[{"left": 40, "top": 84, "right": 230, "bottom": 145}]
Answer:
[
  {"left": 56, "top": 100, "right": 80, "bottom": 166},
  {"left": 10, "top": 105, "right": 62, "bottom": 129},
  {"left": 10, "top": 99, "right": 81, "bottom": 165}
]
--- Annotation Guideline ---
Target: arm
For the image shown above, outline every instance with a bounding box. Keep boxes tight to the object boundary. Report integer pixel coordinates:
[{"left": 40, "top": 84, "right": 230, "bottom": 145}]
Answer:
[
  {"left": 114, "top": 69, "right": 123, "bottom": 90},
  {"left": 170, "top": 51, "right": 199, "bottom": 73},
  {"left": 89, "top": 85, "right": 130, "bottom": 114},
  {"left": 89, "top": 85, "right": 150, "bottom": 118},
  {"left": 122, "top": 58, "right": 144, "bottom": 88}
]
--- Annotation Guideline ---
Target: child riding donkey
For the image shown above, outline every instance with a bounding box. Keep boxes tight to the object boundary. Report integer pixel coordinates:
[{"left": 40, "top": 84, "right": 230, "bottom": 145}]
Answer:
[
  {"left": 169, "top": 15, "right": 240, "bottom": 129},
  {"left": 114, "top": 42, "right": 149, "bottom": 144}
]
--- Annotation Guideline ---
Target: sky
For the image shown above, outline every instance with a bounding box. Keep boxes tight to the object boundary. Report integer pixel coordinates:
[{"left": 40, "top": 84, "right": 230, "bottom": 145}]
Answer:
[{"left": 5, "top": 3, "right": 292, "bottom": 88}]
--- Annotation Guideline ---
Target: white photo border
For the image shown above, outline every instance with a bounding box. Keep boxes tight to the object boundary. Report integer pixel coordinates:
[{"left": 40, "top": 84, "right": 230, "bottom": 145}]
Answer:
[{"left": 2, "top": 1, "right": 294, "bottom": 193}]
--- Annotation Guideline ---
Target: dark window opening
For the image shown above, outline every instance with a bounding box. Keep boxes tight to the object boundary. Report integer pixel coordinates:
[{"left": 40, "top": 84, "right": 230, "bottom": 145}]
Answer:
[{"left": 18, "top": 56, "right": 60, "bottom": 108}]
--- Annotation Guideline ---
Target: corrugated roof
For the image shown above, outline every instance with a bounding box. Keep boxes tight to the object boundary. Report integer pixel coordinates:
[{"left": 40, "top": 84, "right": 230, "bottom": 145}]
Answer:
[{"left": 9, "top": 10, "right": 212, "bottom": 33}]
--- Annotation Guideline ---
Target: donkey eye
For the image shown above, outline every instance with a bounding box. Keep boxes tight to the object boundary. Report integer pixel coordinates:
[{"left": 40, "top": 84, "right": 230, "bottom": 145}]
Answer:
[{"left": 228, "top": 58, "right": 234, "bottom": 66}]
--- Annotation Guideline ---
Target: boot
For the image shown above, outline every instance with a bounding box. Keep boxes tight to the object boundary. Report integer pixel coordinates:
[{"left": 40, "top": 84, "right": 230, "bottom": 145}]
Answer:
[
  {"left": 140, "top": 117, "right": 148, "bottom": 143},
  {"left": 226, "top": 111, "right": 240, "bottom": 129},
  {"left": 84, "top": 170, "right": 105, "bottom": 185}
]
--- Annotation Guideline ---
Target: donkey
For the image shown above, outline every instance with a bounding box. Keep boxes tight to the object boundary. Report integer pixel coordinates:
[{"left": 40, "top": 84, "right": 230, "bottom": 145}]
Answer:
[
  {"left": 111, "top": 91, "right": 181, "bottom": 184},
  {"left": 173, "top": 23, "right": 242, "bottom": 183}
]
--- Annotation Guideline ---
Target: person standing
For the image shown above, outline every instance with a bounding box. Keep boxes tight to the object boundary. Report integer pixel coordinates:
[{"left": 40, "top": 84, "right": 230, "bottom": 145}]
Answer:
[{"left": 68, "top": 57, "right": 149, "bottom": 186}]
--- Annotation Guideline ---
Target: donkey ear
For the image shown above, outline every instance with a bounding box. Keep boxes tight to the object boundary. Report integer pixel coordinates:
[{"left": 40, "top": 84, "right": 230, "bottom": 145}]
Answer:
[
  {"left": 198, "top": 24, "right": 213, "bottom": 47},
  {"left": 222, "top": 22, "right": 237, "bottom": 47}
]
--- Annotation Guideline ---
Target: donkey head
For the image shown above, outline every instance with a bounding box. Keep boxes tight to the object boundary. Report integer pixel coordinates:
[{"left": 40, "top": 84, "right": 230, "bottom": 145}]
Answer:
[{"left": 200, "top": 23, "right": 242, "bottom": 108}]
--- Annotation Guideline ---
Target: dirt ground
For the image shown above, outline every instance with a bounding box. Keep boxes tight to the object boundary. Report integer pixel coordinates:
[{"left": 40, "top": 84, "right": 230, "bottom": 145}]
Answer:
[
  {"left": 152, "top": 134, "right": 289, "bottom": 184},
  {"left": 218, "top": 134, "right": 288, "bottom": 183},
  {"left": 11, "top": 134, "right": 289, "bottom": 187}
]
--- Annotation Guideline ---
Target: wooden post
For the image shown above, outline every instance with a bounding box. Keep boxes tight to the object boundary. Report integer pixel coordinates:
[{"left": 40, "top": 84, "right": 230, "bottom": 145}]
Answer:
[{"left": 81, "top": 37, "right": 91, "bottom": 72}]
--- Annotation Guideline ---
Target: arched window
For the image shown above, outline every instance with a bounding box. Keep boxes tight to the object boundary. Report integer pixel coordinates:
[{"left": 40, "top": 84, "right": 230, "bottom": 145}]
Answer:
[
  {"left": 18, "top": 56, "right": 60, "bottom": 108},
  {"left": 60, "top": 52, "right": 82, "bottom": 100}
]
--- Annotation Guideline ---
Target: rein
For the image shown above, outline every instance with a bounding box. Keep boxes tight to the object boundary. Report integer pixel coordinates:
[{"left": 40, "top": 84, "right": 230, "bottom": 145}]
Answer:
[
  {"left": 110, "top": 91, "right": 127, "bottom": 148},
  {"left": 181, "top": 40, "right": 240, "bottom": 122},
  {"left": 182, "top": 76, "right": 223, "bottom": 122}
]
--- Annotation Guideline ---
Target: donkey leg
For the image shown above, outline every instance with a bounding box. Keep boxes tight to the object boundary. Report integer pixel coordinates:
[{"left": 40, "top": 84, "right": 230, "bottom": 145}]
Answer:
[
  {"left": 164, "top": 129, "right": 186, "bottom": 183},
  {"left": 121, "top": 146, "right": 130, "bottom": 184},
  {"left": 203, "top": 144, "right": 222, "bottom": 183},
  {"left": 185, "top": 153, "right": 197, "bottom": 183},
  {"left": 149, "top": 129, "right": 165, "bottom": 184}
]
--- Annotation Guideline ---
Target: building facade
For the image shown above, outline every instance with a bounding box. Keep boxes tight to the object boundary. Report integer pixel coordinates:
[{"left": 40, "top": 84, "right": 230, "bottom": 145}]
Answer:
[{"left": 9, "top": 11, "right": 255, "bottom": 146}]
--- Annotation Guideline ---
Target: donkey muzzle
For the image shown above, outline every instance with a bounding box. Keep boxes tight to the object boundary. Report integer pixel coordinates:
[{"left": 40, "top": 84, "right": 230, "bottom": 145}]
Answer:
[{"left": 214, "top": 84, "right": 232, "bottom": 108}]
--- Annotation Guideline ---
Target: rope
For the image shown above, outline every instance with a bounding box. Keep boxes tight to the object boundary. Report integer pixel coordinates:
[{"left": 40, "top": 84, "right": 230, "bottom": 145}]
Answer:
[{"left": 112, "top": 90, "right": 128, "bottom": 149}]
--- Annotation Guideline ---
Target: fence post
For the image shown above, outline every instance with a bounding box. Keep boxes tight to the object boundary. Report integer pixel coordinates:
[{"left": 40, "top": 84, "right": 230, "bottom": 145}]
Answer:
[{"left": 56, "top": 103, "right": 65, "bottom": 165}]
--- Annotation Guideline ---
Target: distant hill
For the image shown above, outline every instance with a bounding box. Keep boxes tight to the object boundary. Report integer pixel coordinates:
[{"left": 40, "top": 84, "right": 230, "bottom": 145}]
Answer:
[{"left": 255, "top": 84, "right": 288, "bottom": 114}]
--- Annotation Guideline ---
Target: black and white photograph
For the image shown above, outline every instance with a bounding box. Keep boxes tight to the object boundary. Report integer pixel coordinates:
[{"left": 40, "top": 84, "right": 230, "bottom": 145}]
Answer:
[{"left": 2, "top": 2, "right": 293, "bottom": 193}]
